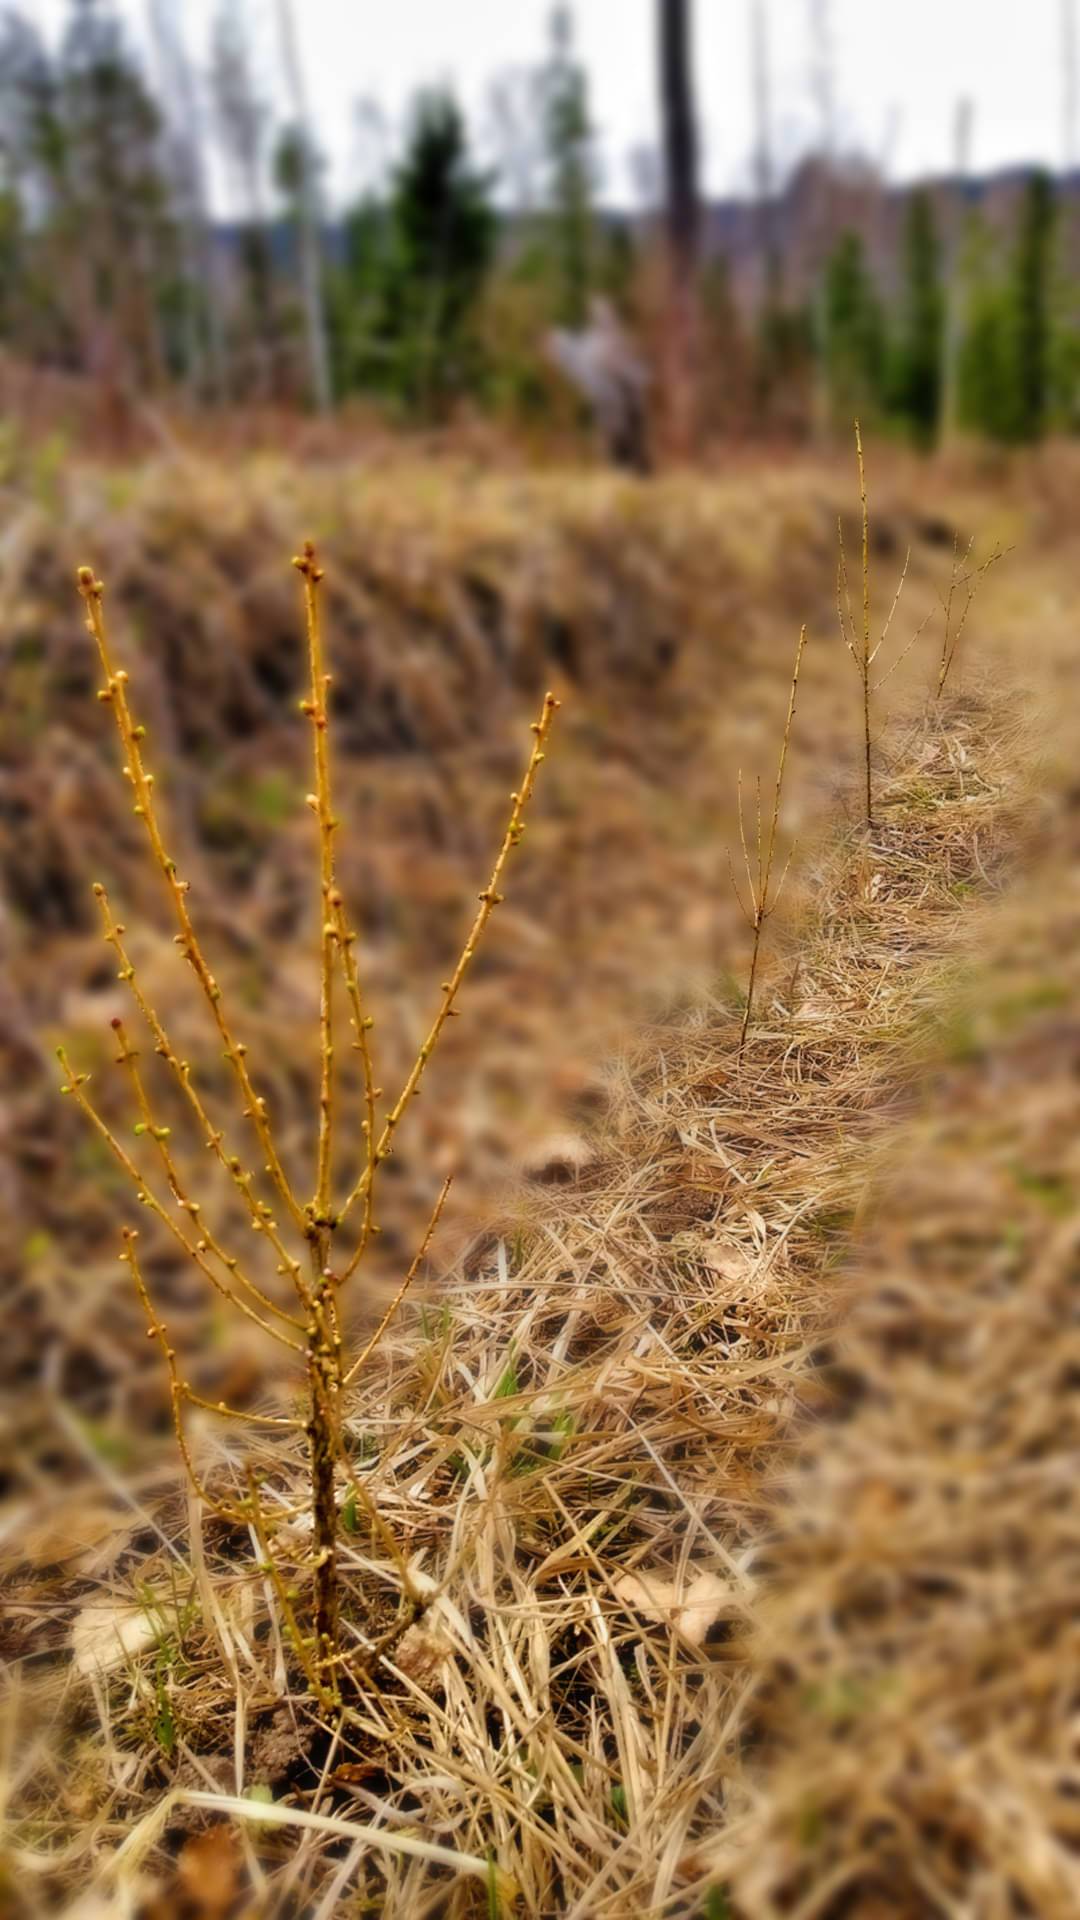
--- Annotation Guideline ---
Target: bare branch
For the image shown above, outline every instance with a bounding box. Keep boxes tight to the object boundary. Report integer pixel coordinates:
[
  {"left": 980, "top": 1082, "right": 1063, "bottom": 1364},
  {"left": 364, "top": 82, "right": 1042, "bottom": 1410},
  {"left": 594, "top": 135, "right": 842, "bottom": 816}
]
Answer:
[
  {"left": 58, "top": 1049, "right": 303, "bottom": 1356},
  {"left": 343, "top": 1176, "right": 452, "bottom": 1387},
  {"left": 76, "top": 568, "right": 307, "bottom": 1235},
  {"left": 337, "top": 689, "right": 560, "bottom": 1245}
]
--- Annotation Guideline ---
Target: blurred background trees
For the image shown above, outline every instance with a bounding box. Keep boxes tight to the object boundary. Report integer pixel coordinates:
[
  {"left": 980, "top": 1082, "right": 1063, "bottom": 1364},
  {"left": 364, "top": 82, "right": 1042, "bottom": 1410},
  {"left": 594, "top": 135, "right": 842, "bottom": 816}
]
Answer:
[
  {"left": 822, "top": 230, "right": 885, "bottom": 432},
  {"left": 891, "top": 189, "right": 944, "bottom": 446},
  {"left": 1, "top": 0, "right": 1079, "bottom": 454},
  {"left": 540, "top": 4, "right": 597, "bottom": 331},
  {"left": 346, "top": 89, "right": 496, "bottom": 418}
]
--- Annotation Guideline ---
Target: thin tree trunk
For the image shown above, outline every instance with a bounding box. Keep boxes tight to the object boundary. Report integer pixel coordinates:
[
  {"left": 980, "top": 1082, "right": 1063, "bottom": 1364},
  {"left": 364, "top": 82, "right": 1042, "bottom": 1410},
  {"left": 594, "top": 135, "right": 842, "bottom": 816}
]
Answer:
[
  {"left": 942, "top": 97, "right": 972, "bottom": 444},
  {"left": 1061, "top": 2, "right": 1080, "bottom": 332},
  {"left": 807, "top": 0, "right": 837, "bottom": 442},
  {"left": 276, "top": 0, "right": 333, "bottom": 413},
  {"left": 146, "top": 0, "right": 228, "bottom": 402},
  {"left": 751, "top": 0, "right": 781, "bottom": 307},
  {"left": 656, "top": 0, "right": 701, "bottom": 453}
]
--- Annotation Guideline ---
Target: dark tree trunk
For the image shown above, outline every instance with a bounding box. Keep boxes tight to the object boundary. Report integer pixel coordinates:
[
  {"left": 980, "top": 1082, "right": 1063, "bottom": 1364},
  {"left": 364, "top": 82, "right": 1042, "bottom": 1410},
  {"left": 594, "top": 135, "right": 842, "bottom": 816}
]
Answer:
[
  {"left": 656, "top": 0, "right": 702, "bottom": 452},
  {"left": 658, "top": 0, "right": 701, "bottom": 282}
]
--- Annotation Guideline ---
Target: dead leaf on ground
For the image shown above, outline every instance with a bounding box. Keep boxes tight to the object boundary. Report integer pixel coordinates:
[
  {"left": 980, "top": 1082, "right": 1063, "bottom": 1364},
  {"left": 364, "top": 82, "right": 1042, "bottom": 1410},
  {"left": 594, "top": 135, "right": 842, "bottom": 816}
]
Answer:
[
  {"left": 672, "top": 1231, "right": 770, "bottom": 1297},
  {"left": 702, "top": 1245, "right": 771, "bottom": 1297},
  {"left": 523, "top": 1130, "right": 595, "bottom": 1184},
  {"left": 138, "top": 1826, "right": 245, "bottom": 1920},
  {"left": 612, "top": 1568, "right": 733, "bottom": 1646},
  {"left": 71, "top": 1601, "right": 163, "bottom": 1676},
  {"left": 394, "top": 1622, "right": 452, "bottom": 1687}
]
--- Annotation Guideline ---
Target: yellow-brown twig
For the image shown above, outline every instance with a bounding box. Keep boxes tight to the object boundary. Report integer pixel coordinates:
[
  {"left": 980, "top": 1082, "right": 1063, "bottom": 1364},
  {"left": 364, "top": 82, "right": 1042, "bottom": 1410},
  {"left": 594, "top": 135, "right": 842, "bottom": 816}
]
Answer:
[
  {"left": 836, "top": 422, "right": 932, "bottom": 831},
  {"left": 121, "top": 1228, "right": 248, "bottom": 1526},
  {"left": 337, "top": 690, "right": 560, "bottom": 1260},
  {"left": 109, "top": 1016, "right": 304, "bottom": 1332},
  {"left": 343, "top": 1176, "right": 452, "bottom": 1387},
  {"left": 730, "top": 626, "right": 807, "bottom": 1059},
  {"left": 178, "top": 1387, "right": 301, "bottom": 1429},
  {"left": 57, "top": 1048, "right": 303, "bottom": 1356},
  {"left": 935, "top": 532, "right": 1008, "bottom": 697},
  {"left": 245, "top": 1470, "right": 335, "bottom": 1708},
  {"left": 93, "top": 882, "right": 309, "bottom": 1304},
  {"left": 293, "top": 543, "right": 337, "bottom": 1232},
  {"left": 331, "top": 895, "right": 378, "bottom": 1269},
  {"left": 76, "top": 567, "right": 307, "bottom": 1236}
]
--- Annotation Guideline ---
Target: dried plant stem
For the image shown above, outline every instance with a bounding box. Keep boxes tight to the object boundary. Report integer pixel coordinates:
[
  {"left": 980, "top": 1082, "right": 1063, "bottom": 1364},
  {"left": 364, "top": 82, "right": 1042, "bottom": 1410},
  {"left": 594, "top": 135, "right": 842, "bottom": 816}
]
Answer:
[
  {"left": 731, "top": 624, "right": 807, "bottom": 1058},
  {"left": 935, "top": 532, "right": 1007, "bottom": 697},
  {"left": 839, "top": 419, "right": 875, "bottom": 830},
  {"left": 336, "top": 690, "right": 560, "bottom": 1254},
  {"left": 76, "top": 568, "right": 308, "bottom": 1238},
  {"left": 293, "top": 542, "right": 346, "bottom": 1703},
  {"left": 333, "top": 899, "right": 378, "bottom": 1268},
  {"left": 837, "top": 422, "right": 932, "bottom": 832},
  {"left": 343, "top": 1176, "right": 452, "bottom": 1388},
  {"left": 858, "top": 421, "right": 872, "bottom": 828},
  {"left": 294, "top": 543, "right": 337, "bottom": 1231},
  {"left": 306, "top": 1257, "right": 342, "bottom": 1702},
  {"left": 92, "top": 883, "right": 308, "bottom": 1301},
  {"left": 56, "top": 1049, "right": 303, "bottom": 1356},
  {"left": 245, "top": 1471, "right": 334, "bottom": 1708},
  {"left": 122, "top": 1229, "right": 244, "bottom": 1524}
]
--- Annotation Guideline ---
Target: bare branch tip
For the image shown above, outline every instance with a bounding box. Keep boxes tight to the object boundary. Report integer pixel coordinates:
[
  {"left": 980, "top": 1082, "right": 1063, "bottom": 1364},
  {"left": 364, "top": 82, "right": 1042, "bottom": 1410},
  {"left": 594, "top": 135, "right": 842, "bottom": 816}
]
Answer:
[{"left": 292, "top": 538, "right": 324, "bottom": 583}]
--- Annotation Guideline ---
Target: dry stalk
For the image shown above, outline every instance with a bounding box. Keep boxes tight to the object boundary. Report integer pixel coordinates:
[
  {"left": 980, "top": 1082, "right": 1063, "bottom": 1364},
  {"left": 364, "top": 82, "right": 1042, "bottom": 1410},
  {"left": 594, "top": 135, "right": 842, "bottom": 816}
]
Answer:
[
  {"left": 837, "top": 420, "right": 933, "bottom": 831},
  {"left": 730, "top": 624, "right": 807, "bottom": 1058},
  {"left": 935, "top": 530, "right": 1007, "bottom": 697},
  {"left": 61, "top": 551, "right": 560, "bottom": 1710}
]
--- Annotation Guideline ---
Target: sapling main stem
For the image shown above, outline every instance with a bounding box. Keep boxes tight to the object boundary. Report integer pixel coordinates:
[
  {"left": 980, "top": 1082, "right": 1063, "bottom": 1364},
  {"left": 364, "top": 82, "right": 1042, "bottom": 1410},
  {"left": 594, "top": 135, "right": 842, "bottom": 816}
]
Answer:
[
  {"left": 731, "top": 624, "right": 808, "bottom": 1059},
  {"left": 836, "top": 421, "right": 933, "bottom": 832}
]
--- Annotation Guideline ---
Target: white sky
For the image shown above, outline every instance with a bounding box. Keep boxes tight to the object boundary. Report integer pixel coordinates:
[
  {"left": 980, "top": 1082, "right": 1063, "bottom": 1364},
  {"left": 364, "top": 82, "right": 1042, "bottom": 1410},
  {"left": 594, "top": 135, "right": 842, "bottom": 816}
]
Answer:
[{"left": 29, "top": 0, "right": 1075, "bottom": 210}]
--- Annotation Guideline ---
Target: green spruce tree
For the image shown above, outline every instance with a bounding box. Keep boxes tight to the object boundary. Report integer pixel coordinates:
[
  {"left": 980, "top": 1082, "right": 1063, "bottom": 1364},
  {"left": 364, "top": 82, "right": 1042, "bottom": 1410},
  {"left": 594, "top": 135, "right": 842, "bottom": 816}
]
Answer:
[
  {"left": 363, "top": 90, "right": 496, "bottom": 418},
  {"left": 1001, "top": 169, "right": 1055, "bottom": 441},
  {"left": 822, "top": 229, "right": 885, "bottom": 431},
  {"left": 958, "top": 175, "right": 1059, "bottom": 444},
  {"left": 956, "top": 211, "right": 1010, "bottom": 441},
  {"left": 891, "top": 188, "right": 944, "bottom": 446},
  {"left": 540, "top": 6, "right": 596, "bottom": 328}
]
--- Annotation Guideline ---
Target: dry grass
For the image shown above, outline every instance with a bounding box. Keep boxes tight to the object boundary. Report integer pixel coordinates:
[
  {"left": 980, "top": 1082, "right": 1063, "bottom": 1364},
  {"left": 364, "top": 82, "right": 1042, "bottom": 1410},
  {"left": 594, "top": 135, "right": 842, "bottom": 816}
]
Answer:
[
  {"left": 6, "top": 445, "right": 1076, "bottom": 1917},
  {"left": 2, "top": 682, "right": 1026, "bottom": 1917},
  {"left": 3, "top": 450, "right": 934, "bottom": 1509},
  {"left": 704, "top": 767, "right": 1080, "bottom": 1918}
]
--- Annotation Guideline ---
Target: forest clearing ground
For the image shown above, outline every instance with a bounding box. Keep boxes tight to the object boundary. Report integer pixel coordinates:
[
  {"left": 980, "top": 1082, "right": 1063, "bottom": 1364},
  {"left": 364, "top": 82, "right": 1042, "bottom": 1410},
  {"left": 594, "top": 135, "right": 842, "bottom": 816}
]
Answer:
[
  {"left": 4, "top": 674, "right": 1052, "bottom": 1920},
  {"left": 707, "top": 718, "right": 1080, "bottom": 1919},
  {"left": 4, "top": 451, "right": 1080, "bottom": 1918}
]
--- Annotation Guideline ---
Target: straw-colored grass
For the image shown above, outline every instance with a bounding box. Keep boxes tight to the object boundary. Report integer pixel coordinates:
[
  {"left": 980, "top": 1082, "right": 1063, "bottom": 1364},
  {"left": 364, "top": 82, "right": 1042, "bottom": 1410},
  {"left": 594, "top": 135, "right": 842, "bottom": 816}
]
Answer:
[
  {"left": 8, "top": 445, "right": 1075, "bottom": 1917},
  {"left": 703, "top": 761, "right": 1080, "bottom": 1918},
  {"left": 2, "top": 683, "right": 1024, "bottom": 1917}
]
